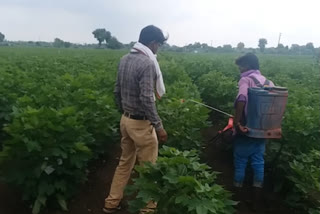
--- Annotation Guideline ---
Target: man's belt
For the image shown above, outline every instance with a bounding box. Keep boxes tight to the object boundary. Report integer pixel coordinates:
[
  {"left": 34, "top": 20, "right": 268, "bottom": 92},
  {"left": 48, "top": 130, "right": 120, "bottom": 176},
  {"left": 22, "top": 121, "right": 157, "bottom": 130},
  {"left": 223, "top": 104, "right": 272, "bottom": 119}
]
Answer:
[{"left": 124, "top": 112, "right": 147, "bottom": 120}]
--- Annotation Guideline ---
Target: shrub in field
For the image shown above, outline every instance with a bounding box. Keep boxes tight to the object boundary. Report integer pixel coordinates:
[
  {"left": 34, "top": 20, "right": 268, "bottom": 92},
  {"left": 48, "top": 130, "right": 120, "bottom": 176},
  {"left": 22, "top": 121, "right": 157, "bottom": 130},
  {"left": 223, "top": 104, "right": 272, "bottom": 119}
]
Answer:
[
  {"left": 158, "top": 61, "right": 210, "bottom": 151},
  {"left": 60, "top": 73, "right": 121, "bottom": 154},
  {"left": 265, "top": 63, "right": 320, "bottom": 213},
  {"left": 197, "top": 71, "right": 237, "bottom": 114},
  {"left": 0, "top": 106, "right": 93, "bottom": 213},
  {"left": 286, "top": 150, "right": 320, "bottom": 214},
  {"left": 184, "top": 60, "right": 224, "bottom": 82},
  {"left": 0, "top": 92, "right": 120, "bottom": 213},
  {"left": 159, "top": 60, "right": 191, "bottom": 85},
  {"left": 174, "top": 54, "right": 239, "bottom": 82},
  {"left": 158, "top": 95, "right": 209, "bottom": 151},
  {"left": 0, "top": 48, "right": 121, "bottom": 213},
  {"left": 281, "top": 104, "right": 320, "bottom": 153},
  {"left": 173, "top": 53, "right": 320, "bottom": 212},
  {"left": 1, "top": 48, "right": 319, "bottom": 214},
  {"left": 126, "top": 146, "right": 236, "bottom": 214},
  {"left": 0, "top": 49, "right": 210, "bottom": 213}
]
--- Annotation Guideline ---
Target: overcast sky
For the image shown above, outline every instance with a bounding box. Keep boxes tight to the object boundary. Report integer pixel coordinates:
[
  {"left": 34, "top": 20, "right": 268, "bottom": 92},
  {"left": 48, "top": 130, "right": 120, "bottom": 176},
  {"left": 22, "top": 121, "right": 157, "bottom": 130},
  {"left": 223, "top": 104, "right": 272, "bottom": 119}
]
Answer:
[{"left": 0, "top": 0, "right": 319, "bottom": 48}]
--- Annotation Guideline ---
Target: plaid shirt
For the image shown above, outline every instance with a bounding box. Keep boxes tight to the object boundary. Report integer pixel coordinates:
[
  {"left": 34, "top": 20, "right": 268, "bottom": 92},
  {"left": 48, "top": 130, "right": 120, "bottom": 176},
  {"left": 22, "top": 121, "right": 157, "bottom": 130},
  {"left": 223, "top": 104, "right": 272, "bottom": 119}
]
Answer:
[{"left": 114, "top": 52, "right": 163, "bottom": 130}]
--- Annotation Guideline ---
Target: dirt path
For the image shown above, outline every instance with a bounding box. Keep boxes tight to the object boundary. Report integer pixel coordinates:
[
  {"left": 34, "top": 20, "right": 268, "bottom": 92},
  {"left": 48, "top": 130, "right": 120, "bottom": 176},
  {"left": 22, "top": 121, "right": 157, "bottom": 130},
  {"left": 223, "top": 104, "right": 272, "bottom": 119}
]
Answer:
[
  {"left": 51, "top": 143, "right": 130, "bottom": 214},
  {"left": 1, "top": 127, "right": 295, "bottom": 214},
  {"left": 0, "top": 182, "right": 30, "bottom": 214}
]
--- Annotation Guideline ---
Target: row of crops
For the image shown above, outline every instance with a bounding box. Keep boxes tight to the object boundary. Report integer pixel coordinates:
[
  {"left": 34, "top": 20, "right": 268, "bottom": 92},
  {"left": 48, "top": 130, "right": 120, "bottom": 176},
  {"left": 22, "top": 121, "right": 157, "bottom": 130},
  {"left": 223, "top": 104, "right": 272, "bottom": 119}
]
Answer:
[
  {"left": 171, "top": 53, "right": 320, "bottom": 214},
  {"left": 0, "top": 47, "right": 319, "bottom": 214}
]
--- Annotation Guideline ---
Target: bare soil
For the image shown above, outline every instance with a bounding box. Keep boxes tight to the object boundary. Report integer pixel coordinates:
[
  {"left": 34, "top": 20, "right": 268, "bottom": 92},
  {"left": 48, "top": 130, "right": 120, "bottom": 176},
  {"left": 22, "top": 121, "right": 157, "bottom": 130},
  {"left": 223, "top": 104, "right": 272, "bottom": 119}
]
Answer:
[{"left": 0, "top": 126, "right": 296, "bottom": 214}]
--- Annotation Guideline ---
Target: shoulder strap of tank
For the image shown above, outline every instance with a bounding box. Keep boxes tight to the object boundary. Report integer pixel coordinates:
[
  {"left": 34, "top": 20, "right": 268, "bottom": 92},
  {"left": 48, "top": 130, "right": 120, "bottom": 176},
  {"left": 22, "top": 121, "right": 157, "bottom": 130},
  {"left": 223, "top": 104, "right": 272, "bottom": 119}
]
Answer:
[
  {"left": 248, "top": 76, "right": 263, "bottom": 87},
  {"left": 263, "top": 79, "right": 270, "bottom": 87}
]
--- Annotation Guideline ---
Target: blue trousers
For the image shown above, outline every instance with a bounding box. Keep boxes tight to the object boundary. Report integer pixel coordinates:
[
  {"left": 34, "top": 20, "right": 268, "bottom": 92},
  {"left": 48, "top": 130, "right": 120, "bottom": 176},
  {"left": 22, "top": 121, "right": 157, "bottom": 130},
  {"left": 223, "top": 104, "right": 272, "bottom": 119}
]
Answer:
[{"left": 233, "top": 135, "right": 266, "bottom": 187}]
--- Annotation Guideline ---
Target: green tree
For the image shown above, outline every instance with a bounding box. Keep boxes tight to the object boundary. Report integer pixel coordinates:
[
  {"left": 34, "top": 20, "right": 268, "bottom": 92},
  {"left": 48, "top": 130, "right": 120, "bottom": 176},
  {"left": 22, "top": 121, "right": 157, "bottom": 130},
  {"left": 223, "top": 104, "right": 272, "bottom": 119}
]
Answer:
[
  {"left": 258, "top": 38, "right": 268, "bottom": 53},
  {"left": 306, "top": 42, "right": 315, "bottom": 54},
  {"left": 107, "top": 36, "right": 122, "bottom": 49},
  {"left": 92, "top": 28, "right": 111, "bottom": 46},
  {"left": 306, "top": 42, "right": 314, "bottom": 50},
  {"left": 53, "top": 38, "right": 72, "bottom": 48},
  {"left": 237, "top": 42, "right": 245, "bottom": 51},
  {"left": 53, "top": 38, "right": 64, "bottom": 48},
  {"left": 0, "top": 32, "right": 5, "bottom": 42},
  {"left": 201, "top": 43, "right": 209, "bottom": 49},
  {"left": 222, "top": 44, "right": 233, "bottom": 52},
  {"left": 63, "top": 41, "right": 72, "bottom": 48},
  {"left": 276, "top": 43, "right": 288, "bottom": 54},
  {"left": 290, "top": 44, "right": 300, "bottom": 54},
  {"left": 193, "top": 42, "right": 202, "bottom": 49}
]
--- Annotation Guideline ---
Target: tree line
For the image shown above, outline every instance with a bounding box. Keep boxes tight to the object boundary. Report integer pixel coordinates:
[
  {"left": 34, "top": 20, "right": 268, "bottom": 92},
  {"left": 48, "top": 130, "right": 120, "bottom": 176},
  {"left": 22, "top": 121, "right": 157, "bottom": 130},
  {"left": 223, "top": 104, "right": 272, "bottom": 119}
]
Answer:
[{"left": 0, "top": 30, "right": 319, "bottom": 57}]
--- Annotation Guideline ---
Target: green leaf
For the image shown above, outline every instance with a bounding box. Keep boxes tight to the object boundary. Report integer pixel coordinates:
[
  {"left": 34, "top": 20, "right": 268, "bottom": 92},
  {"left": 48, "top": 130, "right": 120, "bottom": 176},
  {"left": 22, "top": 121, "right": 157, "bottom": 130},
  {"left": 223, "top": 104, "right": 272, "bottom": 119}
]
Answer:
[
  {"left": 74, "top": 142, "right": 91, "bottom": 153},
  {"left": 32, "top": 199, "right": 42, "bottom": 214},
  {"left": 57, "top": 194, "right": 68, "bottom": 211},
  {"left": 196, "top": 205, "right": 208, "bottom": 214}
]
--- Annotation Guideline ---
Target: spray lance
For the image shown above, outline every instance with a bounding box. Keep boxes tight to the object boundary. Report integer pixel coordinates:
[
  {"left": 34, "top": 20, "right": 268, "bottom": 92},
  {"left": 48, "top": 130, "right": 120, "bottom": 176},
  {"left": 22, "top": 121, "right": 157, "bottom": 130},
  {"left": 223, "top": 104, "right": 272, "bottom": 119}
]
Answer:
[
  {"left": 188, "top": 99, "right": 233, "bottom": 118},
  {"left": 181, "top": 99, "right": 235, "bottom": 143}
]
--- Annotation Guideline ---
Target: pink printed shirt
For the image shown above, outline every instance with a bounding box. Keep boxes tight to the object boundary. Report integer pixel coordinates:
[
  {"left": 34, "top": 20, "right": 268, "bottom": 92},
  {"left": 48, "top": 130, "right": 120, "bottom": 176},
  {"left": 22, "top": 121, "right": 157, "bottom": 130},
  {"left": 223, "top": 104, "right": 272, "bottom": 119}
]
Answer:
[{"left": 236, "top": 70, "right": 274, "bottom": 117}]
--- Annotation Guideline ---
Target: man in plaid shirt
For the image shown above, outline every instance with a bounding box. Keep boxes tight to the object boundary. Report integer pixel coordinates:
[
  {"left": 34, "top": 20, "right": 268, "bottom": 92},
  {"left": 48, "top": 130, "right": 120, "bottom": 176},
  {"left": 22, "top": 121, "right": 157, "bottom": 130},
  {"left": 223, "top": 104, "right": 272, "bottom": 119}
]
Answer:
[{"left": 103, "top": 25, "right": 168, "bottom": 213}]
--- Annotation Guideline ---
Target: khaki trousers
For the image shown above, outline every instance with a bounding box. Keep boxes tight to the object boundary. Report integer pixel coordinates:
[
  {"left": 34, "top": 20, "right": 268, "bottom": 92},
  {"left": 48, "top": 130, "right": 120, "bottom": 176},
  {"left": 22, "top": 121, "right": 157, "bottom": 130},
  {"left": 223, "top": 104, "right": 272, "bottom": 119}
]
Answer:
[{"left": 105, "top": 115, "right": 158, "bottom": 208}]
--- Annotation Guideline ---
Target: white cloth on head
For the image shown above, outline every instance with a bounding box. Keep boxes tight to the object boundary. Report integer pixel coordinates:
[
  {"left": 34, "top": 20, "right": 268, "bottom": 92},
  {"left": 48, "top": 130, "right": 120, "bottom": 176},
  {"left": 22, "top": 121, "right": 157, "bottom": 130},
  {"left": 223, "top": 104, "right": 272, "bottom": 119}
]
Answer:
[{"left": 131, "top": 42, "right": 165, "bottom": 99}]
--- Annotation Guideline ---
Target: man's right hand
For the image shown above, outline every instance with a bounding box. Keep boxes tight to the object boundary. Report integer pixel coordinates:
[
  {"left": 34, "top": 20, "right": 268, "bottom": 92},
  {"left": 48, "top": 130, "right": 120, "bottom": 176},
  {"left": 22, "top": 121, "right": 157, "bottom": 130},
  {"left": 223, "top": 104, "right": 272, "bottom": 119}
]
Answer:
[{"left": 156, "top": 128, "right": 168, "bottom": 143}]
